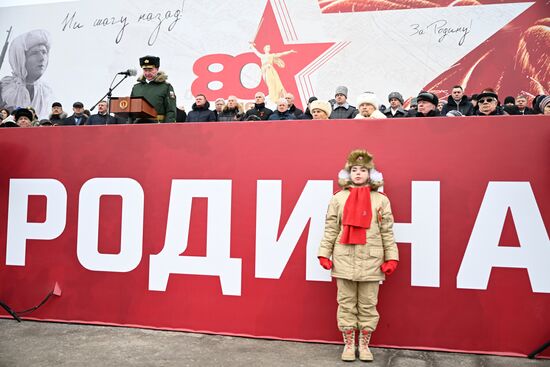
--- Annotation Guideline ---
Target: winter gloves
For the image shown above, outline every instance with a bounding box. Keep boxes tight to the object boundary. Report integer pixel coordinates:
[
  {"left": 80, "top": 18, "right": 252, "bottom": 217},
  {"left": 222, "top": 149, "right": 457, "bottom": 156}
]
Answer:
[
  {"left": 380, "top": 260, "right": 398, "bottom": 275},
  {"left": 318, "top": 256, "right": 333, "bottom": 270},
  {"left": 319, "top": 257, "right": 398, "bottom": 275}
]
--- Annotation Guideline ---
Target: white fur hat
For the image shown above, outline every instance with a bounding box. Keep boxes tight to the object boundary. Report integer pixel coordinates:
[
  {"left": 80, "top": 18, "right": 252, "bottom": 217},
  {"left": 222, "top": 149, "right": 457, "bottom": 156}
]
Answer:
[
  {"left": 309, "top": 100, "right": 332, "bottom": 117},
  {"left": 356, "top": 93, "right": 379, "bottom": 110}
]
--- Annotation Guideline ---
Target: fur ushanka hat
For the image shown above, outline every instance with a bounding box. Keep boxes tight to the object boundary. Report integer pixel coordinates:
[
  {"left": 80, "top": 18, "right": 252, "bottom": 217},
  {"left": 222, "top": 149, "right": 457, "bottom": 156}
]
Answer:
[
  {"left": 338, "top": 149, "right": 384, "bottom": 190},
  {"left": 310, "top": 100, "right": 332, "bottom": 117},
  {"left": 14, "top": 108, "right": 34, "bottom": 122},
  {"left": 356, "top": 93, "right": 379, "bottom": 110}
]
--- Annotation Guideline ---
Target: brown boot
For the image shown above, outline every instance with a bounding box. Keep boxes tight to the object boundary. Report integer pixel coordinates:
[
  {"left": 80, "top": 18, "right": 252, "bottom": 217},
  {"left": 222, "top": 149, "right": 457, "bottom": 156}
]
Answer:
[
  {"left": 341, "top": 328, "right": 356, "bottom": 361},
  {"left": 358, "top": 329, "right": 374, "bottom": 361}
]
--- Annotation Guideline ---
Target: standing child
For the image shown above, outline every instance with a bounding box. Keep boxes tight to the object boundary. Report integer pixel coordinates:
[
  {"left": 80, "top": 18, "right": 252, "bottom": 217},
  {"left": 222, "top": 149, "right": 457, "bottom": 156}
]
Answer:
[{"left": 318, "top": 149, "right": 399, "bottom": 362}]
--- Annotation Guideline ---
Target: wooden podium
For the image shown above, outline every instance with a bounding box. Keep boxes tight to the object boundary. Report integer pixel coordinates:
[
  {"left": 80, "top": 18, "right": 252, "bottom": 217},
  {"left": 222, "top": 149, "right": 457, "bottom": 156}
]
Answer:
[{"left": 110, "top": 97, "right": 157, "bottom": 118}]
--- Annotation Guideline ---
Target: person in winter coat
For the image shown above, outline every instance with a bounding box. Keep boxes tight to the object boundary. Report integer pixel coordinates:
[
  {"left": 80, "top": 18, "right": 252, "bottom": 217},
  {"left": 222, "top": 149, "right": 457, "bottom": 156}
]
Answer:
[
  {"left": 539, "top": 96, "right": 550, "bottom": 115},
  {"left": 330, "top": 86, "right": 358, "bottom": 119},
  {"left": 61, "top": 101, "right": 88, "bottom": 126},
  {"left": 186, "top": 94, "right": 217, "bottom": 122},
  {"left": 309, "top": 100, "right": 332, "bottom": 120},
  {"left": 244, "top": 92, "right": 273, "bottom": 120},
  {"left": 130, "top": 55, "right": 177, "bottom": 123},
  {"left": 214, "top": 98, "right": 225, "bottom": 117},
  {"left": 514, "top": 95, "right": 534, "bottom": 115},
  {"left": 87, "top": 100, "right": 120, "bottom": 125},
  {"left": 268, "top": 98, "right": 295, "bottom": 120},
  {"left": 13, "top": 107, "right": 34, "bottom": 127},
  {"left": 408, "top": 92, "right": 440, "bottom": 117},
  {"left": 284, "top": 93, "right": 303, "bottom": 118},
  {"left": 383, "top": 92, "right": 408, "bottom": 118},
  {"left": 354, "top": 93, "right": 387, "bottom": 119},
  {"left": 49, "top": 102, "right": 67, "bottom": 125},
  {"left": 531, "top": 95, "right": 546, "bottom": 114},
  {"left": 502, "top": 96, "right": 519, "bottom": 115},
  {"left": 318, "top": 149, "right": 399, "bottom": 362},
  {"left": 441, "top": 85, "right": 474, "bottom": 116},
  {"left": 301, "top": 96, "right": 318, "bottom": 120},
  {"left": 475, "top": 89, "right": 508, "bottom": 116},
  {"left": 217, "top": 96, "right": 243, "bottom": 121}
]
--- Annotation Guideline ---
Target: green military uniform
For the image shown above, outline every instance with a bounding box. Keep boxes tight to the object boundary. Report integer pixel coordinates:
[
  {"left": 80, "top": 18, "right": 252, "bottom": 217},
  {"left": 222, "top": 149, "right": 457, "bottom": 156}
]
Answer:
[{"left": 130, "top": 56, "right": 177, "bottom": 123}]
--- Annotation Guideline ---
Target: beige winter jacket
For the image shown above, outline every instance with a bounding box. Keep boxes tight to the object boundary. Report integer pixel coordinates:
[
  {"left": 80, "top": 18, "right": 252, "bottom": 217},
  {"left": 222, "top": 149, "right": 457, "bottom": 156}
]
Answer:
[{"left": 318, "top": 189, "right": 399, "bottom": 281}]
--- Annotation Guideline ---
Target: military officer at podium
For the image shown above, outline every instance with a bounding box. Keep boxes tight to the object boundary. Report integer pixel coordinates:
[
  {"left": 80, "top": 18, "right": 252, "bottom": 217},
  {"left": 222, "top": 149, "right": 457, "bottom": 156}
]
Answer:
[{"left": 130, "top": 55, "right": 177, "bottom": 123}]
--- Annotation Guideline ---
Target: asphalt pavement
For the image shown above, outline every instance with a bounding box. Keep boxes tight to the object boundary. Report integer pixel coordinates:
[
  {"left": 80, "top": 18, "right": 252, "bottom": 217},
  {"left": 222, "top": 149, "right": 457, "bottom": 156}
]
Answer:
[{"left": 0, "top": 319, "right": 548, "bottom": 367}]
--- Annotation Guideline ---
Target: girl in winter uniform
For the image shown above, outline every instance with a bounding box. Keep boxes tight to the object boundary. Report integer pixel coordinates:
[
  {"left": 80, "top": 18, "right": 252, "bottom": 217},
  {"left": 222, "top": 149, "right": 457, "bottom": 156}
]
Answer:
[{"left": 318, "top": 149, "right": 399, "bottom": 362}]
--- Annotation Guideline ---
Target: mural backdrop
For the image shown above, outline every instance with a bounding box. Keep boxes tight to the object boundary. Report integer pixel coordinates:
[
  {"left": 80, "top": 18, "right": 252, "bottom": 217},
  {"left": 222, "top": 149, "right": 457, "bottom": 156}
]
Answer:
[{"left": 0, "top": 0, "right": 547, "bottom": 118}]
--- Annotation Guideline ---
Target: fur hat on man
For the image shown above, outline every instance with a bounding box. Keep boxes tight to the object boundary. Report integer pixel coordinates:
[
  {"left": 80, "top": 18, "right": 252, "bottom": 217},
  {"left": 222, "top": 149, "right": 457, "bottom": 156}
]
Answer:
[
  {"left": 309, "top": 100, "right": 332, "bottom": 117},
  {"left": 356, "top": 93, "right": 379, "bottom": 110},
  {"left": 417, "top": 91, "right": 439, "bottom": 106},
  {"left": 338, "top": 149, "right": 384, "bottom": 190},
  {"left": 140, "top": 55, "right": 160, "bottom": 69},
  {"left": 14, "top": 108, "right": 34, "bottom": 122},
  {"left": 388, "top": 92, "right": 404, "bottom": 105},
  {"left": 335, "top": 86, "right": 348, "bottom": 97}
]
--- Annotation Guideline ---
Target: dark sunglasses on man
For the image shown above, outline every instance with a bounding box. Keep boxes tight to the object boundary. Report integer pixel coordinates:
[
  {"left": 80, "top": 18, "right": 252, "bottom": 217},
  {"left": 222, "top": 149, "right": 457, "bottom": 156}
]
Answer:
[{"left": 479, "top": 97, "right": 495, "bottom": 104}]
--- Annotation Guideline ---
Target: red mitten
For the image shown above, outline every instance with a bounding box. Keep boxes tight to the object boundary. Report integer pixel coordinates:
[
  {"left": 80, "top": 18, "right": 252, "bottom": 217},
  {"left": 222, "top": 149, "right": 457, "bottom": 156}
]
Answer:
[
  {"left": 318, "top": 256, "right": 333, "bottom": 270},
  {"left": 380, "top": 260, "right": 398, "bottom": 275}
]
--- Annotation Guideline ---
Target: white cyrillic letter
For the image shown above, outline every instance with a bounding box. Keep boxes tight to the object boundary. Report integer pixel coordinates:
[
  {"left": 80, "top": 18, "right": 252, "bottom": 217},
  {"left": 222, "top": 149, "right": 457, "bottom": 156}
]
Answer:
[
  {"left": 77, "top": 178, "right": 144, "bottom": 272},
  {"left": 6, "top": 179, "right": 67, "bottom": 265},
  {"left": 255, "top": 180, "right": 334, "bottom": 281},
  {"left": 457, "top": 182, "right": 550, "bottom": 293},
  {"left": 149, "top": 180, "right": 241, "bottom": 295},
  {"left": 393, "top": 181, "right": 440, "bottom": 287}
]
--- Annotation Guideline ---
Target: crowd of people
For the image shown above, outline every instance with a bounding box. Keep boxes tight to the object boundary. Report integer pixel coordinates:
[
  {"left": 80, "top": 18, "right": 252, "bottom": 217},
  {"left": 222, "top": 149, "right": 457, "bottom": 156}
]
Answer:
[{"left": 1, "top": 54, "right": 549, "bottom": 128}]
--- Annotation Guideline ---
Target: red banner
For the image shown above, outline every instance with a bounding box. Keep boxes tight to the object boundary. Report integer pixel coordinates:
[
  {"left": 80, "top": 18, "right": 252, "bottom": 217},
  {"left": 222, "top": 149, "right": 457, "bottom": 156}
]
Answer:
[
  {"left": 1, "top": 116, "right": 549, "bottom": 357},
  {"left": 320, "top": 0, "right": 549, "bottom": 105}
]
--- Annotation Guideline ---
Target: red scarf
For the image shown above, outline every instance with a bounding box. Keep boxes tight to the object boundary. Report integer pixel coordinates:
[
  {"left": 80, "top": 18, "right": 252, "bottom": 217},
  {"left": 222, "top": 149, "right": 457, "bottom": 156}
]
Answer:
[{"left": 340, "top": 186, "right": 372, "bottom": 245}]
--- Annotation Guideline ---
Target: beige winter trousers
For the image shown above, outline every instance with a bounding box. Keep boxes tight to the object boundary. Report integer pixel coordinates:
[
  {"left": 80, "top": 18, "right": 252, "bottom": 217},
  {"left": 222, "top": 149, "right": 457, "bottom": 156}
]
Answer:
[{"left": 336, "top": 278, "right": 380, "bottom": 331}]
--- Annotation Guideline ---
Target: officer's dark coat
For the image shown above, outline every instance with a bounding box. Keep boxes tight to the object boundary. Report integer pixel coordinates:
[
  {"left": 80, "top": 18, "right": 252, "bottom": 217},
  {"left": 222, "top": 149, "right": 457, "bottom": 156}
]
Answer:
[{"left": 130, "top": 71, "right": 177, "bottom": 122}]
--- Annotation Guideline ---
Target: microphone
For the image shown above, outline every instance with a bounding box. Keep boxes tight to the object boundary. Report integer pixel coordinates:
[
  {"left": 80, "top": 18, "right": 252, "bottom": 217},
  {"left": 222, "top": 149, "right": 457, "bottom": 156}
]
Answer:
[{"left": 117, "top": 69, "right": 137, "bottom": 76}]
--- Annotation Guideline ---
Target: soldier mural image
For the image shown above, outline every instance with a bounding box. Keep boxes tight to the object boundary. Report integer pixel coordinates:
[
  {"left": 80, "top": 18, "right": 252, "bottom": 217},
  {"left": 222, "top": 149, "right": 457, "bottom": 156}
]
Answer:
[{"left": 0, "top": 29, "right": 53, "bottom": 119}]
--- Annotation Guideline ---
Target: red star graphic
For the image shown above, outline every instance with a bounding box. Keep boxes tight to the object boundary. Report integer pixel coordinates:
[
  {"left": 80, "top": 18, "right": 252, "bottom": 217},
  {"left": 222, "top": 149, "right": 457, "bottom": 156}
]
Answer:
[{"left": 250, "top": 2, "right": 334, "bottom": 109}]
